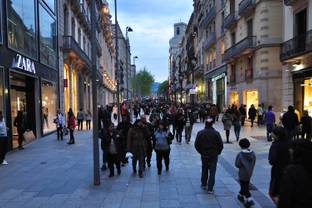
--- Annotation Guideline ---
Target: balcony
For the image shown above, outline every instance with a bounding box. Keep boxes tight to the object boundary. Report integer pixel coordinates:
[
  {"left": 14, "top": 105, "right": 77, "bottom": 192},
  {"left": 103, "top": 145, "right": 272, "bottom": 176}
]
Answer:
[
  {"left": 239, "top": 0, "right": 256, "bottom": 17},
  {"left": 63, "top": 36, "right": 91, "bottom": 67},
  {"left": 280, "top": 30, "right": 312, "bottom": 61},
  {"left": 96, "top": 38, "right": 102, "bottom": 57},
  {"left": 223, "top": 36, "right": 256, "bottom": 62},
  {"left": 77, "top": 4, "right": 91, "bottom": 34},
  {"left": 199, "top": 6, "right": 216, "bottom": 28},
  {"left": 224, "top": 12, "right": 238, "bottom": 29},
  {"left": 203, "top": 32, "right": 216, "bottom": 50},
  {"left": 284, "top": 0, "right": 297, "bottom": 6}
]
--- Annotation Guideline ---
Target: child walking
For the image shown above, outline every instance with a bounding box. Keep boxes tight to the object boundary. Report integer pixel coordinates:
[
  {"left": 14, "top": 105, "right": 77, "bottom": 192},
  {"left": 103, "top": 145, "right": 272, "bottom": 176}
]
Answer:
[{"left": 235, "top": 138, "right": 256, "bottom": 207}]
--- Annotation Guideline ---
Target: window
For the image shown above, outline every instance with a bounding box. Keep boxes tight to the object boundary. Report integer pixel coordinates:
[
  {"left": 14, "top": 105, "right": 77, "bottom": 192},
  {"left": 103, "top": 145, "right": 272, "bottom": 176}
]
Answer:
[
  {"left": 41, "top": 80, "right": 57, "bottom": 134},
  {"left": 176, "top": 27, "right": 180, "bottom": 35},
  {"left": 83, "top": 36, "right": 86, "bottom": 51},
  {"left": 39, "top": 4, "right": 57, "bottom": 68},
  {"left": 78, "top": 28, "right": 81, "bottom": 46},
  {"left": 43, "top": 0, "right": 55, "bottom": 13},
  {"left": 7, "top": 0, "right": 37, "bottom": 59},
  {"left": 0, "top": 67, "right": 4, "bottom": 117},
  {"left": 71, "top": 18, "right": 75, "bottom": 38},
  {"left": 231, "top": 32, "right": 236, "bottom": 45},
  {"left": 64, "top": 7, "right": 69, "bottom": 36},
  {"left": 247, "top": 19, "right": 253, "bottom": 37}
]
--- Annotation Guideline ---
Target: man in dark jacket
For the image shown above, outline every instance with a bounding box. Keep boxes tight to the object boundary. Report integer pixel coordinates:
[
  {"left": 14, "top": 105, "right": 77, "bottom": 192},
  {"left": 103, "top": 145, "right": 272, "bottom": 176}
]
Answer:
[
  {"left": 117, "top": 116, "right": 132, "bottom": 165},
  {"left": 141, "top": 116, "right": 154, "bottom": 168},
  {"left": 195, "top": 118, "right": 224, "bottom": 193},
  {"left": 282, "top": 105, "right": 299, "bottom": 140},
  {"left": 184, "top": 108, "right": 195, "bottom": 144},
  {"left": 278, "top": 139, "right": 312, "bottom": 208}
]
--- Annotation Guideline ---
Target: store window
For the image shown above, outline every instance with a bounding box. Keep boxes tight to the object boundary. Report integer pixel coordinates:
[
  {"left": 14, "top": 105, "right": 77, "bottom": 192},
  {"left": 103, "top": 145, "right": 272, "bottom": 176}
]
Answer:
[
  {"left": 303, "top": 79, "right": 312, "bottom": 115},
  {"left": 7, "top": 0, "right": 37, "bottom": 59},
  {"left": 41, "top": 80, "right": 57, "bottom": 134},
  {"left": 229, "top": 91, "right": 239, "bottom": 106},
  {"left": 0, "top": 2, "right": 3, "bottom": 44},
  {"left": 64, "top": 65, "right": 70, "bottom": 113},
  {"left": 39, "top": 4, "right": 57, "bottom": 68},
  {"left": 245, "top": 90, "right": 259, "bottom": 112}
]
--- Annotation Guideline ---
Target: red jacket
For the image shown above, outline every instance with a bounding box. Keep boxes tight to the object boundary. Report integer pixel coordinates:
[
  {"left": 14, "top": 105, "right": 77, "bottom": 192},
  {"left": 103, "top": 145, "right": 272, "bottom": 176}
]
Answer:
[{"left": 68, "top": 115, "right": 76, "bottom": 129}]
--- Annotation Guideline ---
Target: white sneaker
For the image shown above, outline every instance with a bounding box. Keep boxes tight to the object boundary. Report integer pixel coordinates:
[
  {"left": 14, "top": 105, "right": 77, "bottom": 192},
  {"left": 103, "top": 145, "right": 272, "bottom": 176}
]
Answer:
[
  {"left": 207, "top": 190, "right": 214, "bottom": 194},
  {"left": 2, "top": 160, "right": 8, "bottom": 165}
]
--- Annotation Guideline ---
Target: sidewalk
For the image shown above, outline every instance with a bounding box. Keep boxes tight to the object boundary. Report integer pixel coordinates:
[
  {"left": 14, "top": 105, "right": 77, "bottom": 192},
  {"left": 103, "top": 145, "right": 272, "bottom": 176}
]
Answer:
[{"left": 0, "top": 123, "right": 275, "bottom": 208}]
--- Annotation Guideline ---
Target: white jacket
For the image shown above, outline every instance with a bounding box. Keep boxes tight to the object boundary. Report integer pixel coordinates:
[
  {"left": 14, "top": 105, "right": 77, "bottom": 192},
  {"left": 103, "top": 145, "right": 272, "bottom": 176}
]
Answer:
[{"left": 0, "top": 119, "right": 7, "bottom": 137}]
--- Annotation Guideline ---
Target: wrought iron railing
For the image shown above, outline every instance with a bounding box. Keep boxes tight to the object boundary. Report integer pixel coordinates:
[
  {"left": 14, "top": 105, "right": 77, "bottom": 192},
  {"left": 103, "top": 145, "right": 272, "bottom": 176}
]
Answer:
[
  {"left": 223, "top": 36, "right": 256, "bottom": 61},
  {"left": 203, "top": 32, "right": 216, "bottom": 50},
  {"left": 199, "top": 6, "right": 216, "bottom": 28},
  {"left": 63, "top": 36, "right": 91, "bottom": 67},
  {"left": 224, "top": 12, "right": 238, "bottom": 29}
]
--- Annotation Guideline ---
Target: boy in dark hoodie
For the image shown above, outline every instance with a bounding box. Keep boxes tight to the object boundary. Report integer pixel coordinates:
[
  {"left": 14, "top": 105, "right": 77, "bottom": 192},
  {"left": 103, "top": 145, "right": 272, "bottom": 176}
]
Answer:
[{"left": 235, "top": 138, "right": 256, "bottom": 207}]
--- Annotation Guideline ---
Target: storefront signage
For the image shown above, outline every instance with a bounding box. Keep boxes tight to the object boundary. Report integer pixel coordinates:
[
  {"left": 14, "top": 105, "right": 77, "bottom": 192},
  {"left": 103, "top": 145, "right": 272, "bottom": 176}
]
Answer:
[{"left": 12, "top": 54, "right": 36, "bottom": 74}]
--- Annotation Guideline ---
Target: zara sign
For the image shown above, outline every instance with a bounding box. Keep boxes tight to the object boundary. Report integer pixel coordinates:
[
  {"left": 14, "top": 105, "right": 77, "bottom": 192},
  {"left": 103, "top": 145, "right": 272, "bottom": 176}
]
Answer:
[{"left": 11, "top": 53, "right": 36, "bottom": 74}]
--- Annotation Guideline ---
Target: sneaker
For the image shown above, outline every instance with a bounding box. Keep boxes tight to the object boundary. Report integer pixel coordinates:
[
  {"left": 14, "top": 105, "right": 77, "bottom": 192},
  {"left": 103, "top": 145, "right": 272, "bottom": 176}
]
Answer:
[
  {"left": 207, "top": 190, "right": 214, "bottom": 194},
  {"left": 2, "top": 160, "right": 8, "bottom": 165},
  {"left": 245, "top": 199, "right": 255, "bottom": 207},
  {"left": 237, "top": 194, "right": 245, "bottom": 203}
]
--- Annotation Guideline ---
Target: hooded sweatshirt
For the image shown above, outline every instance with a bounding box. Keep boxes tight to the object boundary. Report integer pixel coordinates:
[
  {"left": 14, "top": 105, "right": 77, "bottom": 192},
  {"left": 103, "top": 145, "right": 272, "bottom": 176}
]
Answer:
[{"left": 235, "top": 149, "right": 256, "bottom": 181}]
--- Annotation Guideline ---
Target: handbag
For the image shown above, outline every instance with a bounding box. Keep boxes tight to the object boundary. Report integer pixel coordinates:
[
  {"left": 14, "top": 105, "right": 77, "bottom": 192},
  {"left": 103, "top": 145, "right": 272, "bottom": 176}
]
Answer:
[{"left": 23, "top": 130, "right": 36, "bottom": 142}]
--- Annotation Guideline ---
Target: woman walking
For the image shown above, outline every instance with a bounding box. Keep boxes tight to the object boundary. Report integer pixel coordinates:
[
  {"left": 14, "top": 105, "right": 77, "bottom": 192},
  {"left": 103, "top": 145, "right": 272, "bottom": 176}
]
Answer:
[
  {"left": 0, "top": 111, "right": 9, "bottom": 165},
  {"left": 248, "top": 105, "right": 257, "bottom": 127},
  {"left": 233, "top": 107, "right": 242, "bottom": 141},
  {"left": 153, "top": 121, "right": 174, "bottom": 175},
  {"left": 300, "top": 110, "right": 312, "bottom": 140},
  {"left": 14, "top": 111, "right": 26, "bottom": 150},
  {"left": 55, "top": 110, "right": 65, "bottom": 141},
  {"left": 222, "top": 109, "right": 233, "bottom": 143},
  {"left": 85, "top": 110, "right": 92, "bottom": 130},
  {"left": 67, "top": 108, "right": 76, "bottom": 145}
]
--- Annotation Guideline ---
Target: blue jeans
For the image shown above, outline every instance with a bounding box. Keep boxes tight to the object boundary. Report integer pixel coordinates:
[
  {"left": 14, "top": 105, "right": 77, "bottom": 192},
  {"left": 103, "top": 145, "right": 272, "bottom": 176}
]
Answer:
[
  {"left": 234, "top": 124, "right": 241, "bottom": 141},
  {"left": 201, "top": 156, "right": 218, "bottom": 191},
  {"left": 266, "top": 124, "right": 274, "bottom": 141}
]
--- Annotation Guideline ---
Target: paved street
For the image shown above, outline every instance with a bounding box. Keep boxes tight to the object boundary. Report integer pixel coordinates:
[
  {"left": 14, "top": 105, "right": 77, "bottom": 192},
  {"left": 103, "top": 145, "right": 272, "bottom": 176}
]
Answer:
[{"left": 0, "top": 122, "right": 275, "bottom": 208}]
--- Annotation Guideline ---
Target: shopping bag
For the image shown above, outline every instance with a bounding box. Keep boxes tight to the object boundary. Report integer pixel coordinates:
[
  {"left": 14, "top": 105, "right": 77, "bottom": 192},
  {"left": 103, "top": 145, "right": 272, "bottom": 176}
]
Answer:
[{"left": 23, "top": 130, "right": 36, "bottom": 142}]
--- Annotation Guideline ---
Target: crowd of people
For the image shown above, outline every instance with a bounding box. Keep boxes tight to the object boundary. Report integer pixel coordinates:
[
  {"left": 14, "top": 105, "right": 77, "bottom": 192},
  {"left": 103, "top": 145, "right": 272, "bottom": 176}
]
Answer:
[{"left": 0, "top": 99, "right": 312, "bottom": 208}]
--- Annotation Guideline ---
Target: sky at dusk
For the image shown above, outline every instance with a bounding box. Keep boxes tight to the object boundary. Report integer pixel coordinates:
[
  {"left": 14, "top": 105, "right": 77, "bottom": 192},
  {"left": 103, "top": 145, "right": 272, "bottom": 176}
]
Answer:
[{"left": 107, "top": 0, "right": 193, "bottom": 82}]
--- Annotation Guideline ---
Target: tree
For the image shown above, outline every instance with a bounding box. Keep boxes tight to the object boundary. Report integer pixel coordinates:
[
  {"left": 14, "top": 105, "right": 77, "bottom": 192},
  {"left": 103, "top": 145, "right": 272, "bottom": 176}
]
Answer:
[
  {"left": 157, "top": 80, "right": 169, "bottom": 100},
  {"left": 131, "top": 67, "right": 154, "bottom": 97}
]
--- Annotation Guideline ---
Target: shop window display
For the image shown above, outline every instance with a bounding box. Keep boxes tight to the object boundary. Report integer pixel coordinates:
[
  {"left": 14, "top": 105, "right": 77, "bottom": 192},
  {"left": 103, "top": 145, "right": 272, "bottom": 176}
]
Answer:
[
  {"left": 303, "top": 79, "right": 312, "bottom": 116},
  {"left": 0, "top": 68, "right": 4, "bottom": 115},
  {"left": 245, "top": 90, "right": 259, "bottom": 112},
  {"left": 41, "top": 80, "right": 57, "bottom": 134},
  {"left": 229, "top": 91, "right": 239, "bottom": 106}
]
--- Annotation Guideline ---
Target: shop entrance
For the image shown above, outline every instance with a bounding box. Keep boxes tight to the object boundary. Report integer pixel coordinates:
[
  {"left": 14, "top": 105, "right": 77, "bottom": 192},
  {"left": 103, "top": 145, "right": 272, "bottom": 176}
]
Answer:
[
  {"left": 10, "top": 72, "right": 36, "bottom": 148},
  {"left": 245, "top": 90, "right": 259, "bottom": 112}
]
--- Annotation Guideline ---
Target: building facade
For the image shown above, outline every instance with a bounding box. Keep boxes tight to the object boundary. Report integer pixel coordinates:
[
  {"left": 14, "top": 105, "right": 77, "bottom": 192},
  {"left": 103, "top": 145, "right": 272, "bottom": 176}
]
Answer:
[
  {"left": 224, "top": 0, "right": 283, "bottom": 113},
  {"left": 169, "top": 22, "right": 187, "bottom": 103},
  {"left": 0, "top": 0, "right": 58, "bottom": 149},
  {"left": 281, "top": 0, "right": 312, "bottom": 115}
]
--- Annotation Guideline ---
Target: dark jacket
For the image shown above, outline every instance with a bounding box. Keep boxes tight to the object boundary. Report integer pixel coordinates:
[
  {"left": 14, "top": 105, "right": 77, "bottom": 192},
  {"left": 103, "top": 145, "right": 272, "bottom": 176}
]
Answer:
[
  {"left": 282, "top": 111, "right": 299, "bottom": 130},
  {"left": 175, "top": 113, "right": 185, "bottom": 131},
  {"left": 117, "top": 121, "right": 132, "bottom": 147},
  {"left": 14, "top": 116, "right": 26, "bottom": 134},
  {"left": 239, "top": 106, "right": 246, "bottom": 117},
  {"left": 194, "top": 127, "right": 223, "bottom": 158},
  {"left": 248, "top": 107, "right": 257, "bottom": 120},
  {"left": 301, "top": 115, "right": 312, "bottom": 133},
  {"left": 103, "top": 129, "right": 122, "bottom": 154},
  {"left": 268, "top": 138, "right": 291, "bottom": 197},
  {"left": 127, "top": 125, "right": 146, "bottom": 157},
  {"left": 235, "top": 149, "right": 256, "bottom": 181},
  {"left": 185, "top": 111, "right": 195, "bottom": 126}
]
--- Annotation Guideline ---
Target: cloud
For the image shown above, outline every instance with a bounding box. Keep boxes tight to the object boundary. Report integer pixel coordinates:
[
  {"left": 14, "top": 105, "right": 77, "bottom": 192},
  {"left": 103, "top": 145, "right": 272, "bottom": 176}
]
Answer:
[{"left": 107, "top": 0, "right": 193, "bottom": 82}]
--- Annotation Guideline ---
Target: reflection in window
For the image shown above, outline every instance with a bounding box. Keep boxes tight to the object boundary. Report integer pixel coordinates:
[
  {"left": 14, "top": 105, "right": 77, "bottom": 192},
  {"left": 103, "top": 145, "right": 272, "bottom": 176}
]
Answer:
[
  {"left": 43, "top": 0, "right": 55, "bottom": 13},
  {"left": 7, "top": 0, "right": 37, "bottom": 59},
  {"left": 41, "top": 80, "right": 57, "bottom": 134},
  {"left": 0, "top": 2, "right": 2, "bottom": 43},
  {"left": 39, "top": 5, "right": 57, "bottom": 68},
  {"left": 0, "top": 68, "right": 4, "bottom": 116}
]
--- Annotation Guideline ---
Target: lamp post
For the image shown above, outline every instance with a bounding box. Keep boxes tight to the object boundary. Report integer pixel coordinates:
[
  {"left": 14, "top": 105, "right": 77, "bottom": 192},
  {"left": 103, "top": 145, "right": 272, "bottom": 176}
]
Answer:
[
  {"left": 114, "top": 0, "right": 121, "bottom": 123},
  {"left": 91, "top": 0, "right": 100, "bottom": 186},
  {"left": 125, "top": 27, "right": 133, "bottom": 100},
  {"left": 133, "top": 56, "right": 138, "bottom": 98}
]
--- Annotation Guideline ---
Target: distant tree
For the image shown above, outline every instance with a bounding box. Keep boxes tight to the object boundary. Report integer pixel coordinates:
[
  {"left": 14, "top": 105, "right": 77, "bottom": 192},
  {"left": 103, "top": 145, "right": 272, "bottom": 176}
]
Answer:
[
  {"left": 131, "top": 67, "right": 154, "bottom": 97},
  {"left": 157, "top": 80, "right": 169, "bottom": 100}
]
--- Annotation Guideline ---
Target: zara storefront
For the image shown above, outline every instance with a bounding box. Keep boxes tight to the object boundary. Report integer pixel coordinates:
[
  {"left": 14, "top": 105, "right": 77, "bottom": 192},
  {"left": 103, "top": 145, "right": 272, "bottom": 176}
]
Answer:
[{"left": 0, "top": 0, "right": 59, "bottom": 149}]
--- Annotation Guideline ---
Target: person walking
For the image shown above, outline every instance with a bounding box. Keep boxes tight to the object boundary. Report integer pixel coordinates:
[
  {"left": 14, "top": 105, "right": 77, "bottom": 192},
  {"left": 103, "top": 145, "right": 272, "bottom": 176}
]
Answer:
[
  {"left": 184, "top": 108, "right": 194, "bottom": 144},
  {"left": 210, "top": 105, "right": 219, "bottom": 123},
  {"left": 278, "top": 139, "right": 312, "bottom": 208},
  {"left": 257, "top": 104, "right": 264, "bottom": 126},
  {"left": 55, "top": 110, "right": 65, "bottom": 141},
  {"left": 265, "top": 106, "right": 276, "bottom": 142},
  {"left": 67, "top": 108, "right": 76, "bottom": 145},
  {"left": 248, "top": 105, "right": 257, "bottom": 127},
  {"left": 235, "top": 138, "right": 256, "bottom": 207},
  {"left": 153, "top": 121, "right": 174, "bottom": 175},
  {"left": 103, "top": 122, "right": 122, "bottom": 177},
  {"left": 239, "top": 105, "right": 247, "bottom": 126},
  {"left": 0, "top": 111, "right": 9, "bottom": 165},
  {"left": 222, "top": 109, "right": 233, "bottom": 143},
  {"left": 85, "top": 110, "right": 92, "bottom": 130},
  {"left": 127, "top": 119, "right": 146, "bottom": 178},
  {"left": 195, "top": 118, "right": 224, "bottom": 194},
  {"left": 77, "top": 109, "right": 85, "bottom": 131},
  {"left": 117, "top": 115, "right": 132, "bottom": 166},
  {"left": 268, "top": 126, "right": 291, "bottom": 205},
  {"left": 141, "top": 116, "right": 154, "bottom": 168},
  {"left": 282, "top": 106, "right": 299, "bottom": 140},
  {"left": 232, "top": 107, "right": 242, "bottom": 142},
  {"left": 14, "top": 111, "right": 26, "bottom": 150},
  {"left": 175, "top": 108, "right": 185, "bottom": 144},
  {"left": 300, "top": 110, "right": 312, "bottom": 140}
]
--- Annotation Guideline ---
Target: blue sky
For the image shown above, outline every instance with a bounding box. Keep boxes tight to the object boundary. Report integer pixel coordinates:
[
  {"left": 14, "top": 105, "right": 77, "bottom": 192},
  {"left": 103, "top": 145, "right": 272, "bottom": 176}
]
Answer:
[{"left": 107, "top": 0, "right": 193, "bottom": 82}]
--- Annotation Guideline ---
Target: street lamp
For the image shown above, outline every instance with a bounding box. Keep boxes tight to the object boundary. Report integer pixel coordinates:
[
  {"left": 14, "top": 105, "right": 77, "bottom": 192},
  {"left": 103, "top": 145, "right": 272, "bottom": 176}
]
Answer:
[
  {"left": 132, "top": 56, "right": 138, "bottom": 98},
  {"left": 126, "top": 26, "right": 133, "bottom": 100},
  {"left": 114, "top": 0, "right": 121, "bottom": 123}
]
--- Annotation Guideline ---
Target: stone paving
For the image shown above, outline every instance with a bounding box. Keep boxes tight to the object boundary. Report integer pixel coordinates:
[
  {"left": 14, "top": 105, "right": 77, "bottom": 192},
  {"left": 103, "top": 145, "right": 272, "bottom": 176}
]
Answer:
[{"left": 0, "top": 122, "right": 275, "bottom": 208}]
